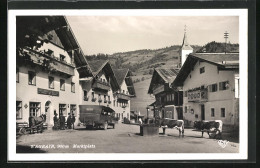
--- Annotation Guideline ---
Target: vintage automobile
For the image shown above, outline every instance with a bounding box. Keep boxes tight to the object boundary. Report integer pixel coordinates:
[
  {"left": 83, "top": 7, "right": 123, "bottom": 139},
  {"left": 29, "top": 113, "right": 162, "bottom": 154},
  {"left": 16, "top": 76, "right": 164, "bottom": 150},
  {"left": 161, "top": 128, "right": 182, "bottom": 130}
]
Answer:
[{"left": 79, "top": 105, "right": 116, "bottom": 130}]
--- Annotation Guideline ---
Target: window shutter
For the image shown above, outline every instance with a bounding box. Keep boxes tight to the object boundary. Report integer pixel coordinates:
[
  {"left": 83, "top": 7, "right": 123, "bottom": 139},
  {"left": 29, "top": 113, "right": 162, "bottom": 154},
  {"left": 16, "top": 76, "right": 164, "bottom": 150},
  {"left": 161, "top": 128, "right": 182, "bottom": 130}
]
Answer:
[
  {"left": 219, "top": 82, "right": 222, "bottom": 90},
  {"left": 208, "top": 85, "right": 212, "bottom": 92}
]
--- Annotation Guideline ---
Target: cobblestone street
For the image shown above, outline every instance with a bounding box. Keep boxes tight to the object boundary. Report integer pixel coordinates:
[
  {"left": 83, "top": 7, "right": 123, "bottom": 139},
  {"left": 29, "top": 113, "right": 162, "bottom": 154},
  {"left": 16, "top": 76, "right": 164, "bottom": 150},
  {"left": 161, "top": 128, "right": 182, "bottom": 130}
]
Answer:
[{"left": 16, "top": 123, "right": 239, "bottom": 153}]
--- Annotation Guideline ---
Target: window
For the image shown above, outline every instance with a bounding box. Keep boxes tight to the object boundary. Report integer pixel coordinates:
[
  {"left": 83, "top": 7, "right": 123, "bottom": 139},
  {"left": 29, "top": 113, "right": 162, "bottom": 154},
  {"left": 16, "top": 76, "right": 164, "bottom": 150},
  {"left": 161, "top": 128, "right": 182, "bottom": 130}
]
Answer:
[
  {"left": 200, "top": 67, "right": 205, "bottom": 74},
  {"left": 84, "top": 90, "right": 88, "bottom": 101},
  {"left": 113, "top": 100, "right": 115, "bottom": 107},
  {"left": 184, "top": 106, "right": 187, "bottom": 113},
  {"left": 104, "top": 95, "right": 107, "bottom": 103},
  {"left": 29, "top": 102, "right": 41, "bottom": 117},
  {"left": 16, "top": 101, "right": 22, "bottom": 119},
  {"left": 211, "top": 108, "right": 215, "bottom": 117},
  {"left": 59, "top": 104, "right": 67, "bottom": 116},
  {"left": 60, "top": 79, "right": 65, "bottom": 91},
  {"left": 49, "top": 76, "right": 54, "bottom": 89},
  {"left": 70, "top": 104, "right": 76, "bottom": 116},
  {"left": 92, "top": 92, "right": 95, "bottom": 98},
  {"left": 71, "top": 82, "right": 75, "bottom": 93},
  {"left": 16, "top": 68, "right": 19, "bottom": 83},
  {"left": 219, "top": 81, "right": 229, "bottom": 91},
  {"left": 221, "top": 108, "right": 225, "bottom": 117},
  {"left": 184, "top": 91, "right": 187, "bottom": 97},
  {"left": 117, "top": 101, "right": 118, "bottom": 107},
  {"left": 28, "top": 71, "right": 36, "bottom": 86},
  {"left": 47, "top": 49, "right": 54, "bottom": 56},
  {"left": 209, "top": 83, "right": 218, "bottom": 92},
  {"left": 201, "top": 85, "right": 205, "bottom": 90},
  {"left": 171, "top": 94, "right": 175, "bottom": 101},
  {"left": 166, "top": 94, "right": 171, "bottom": 102},
  {"left": 108, "top": 96, "right": 110, "bottom": 101},
  {"left": 60, "top": 54, "right": 66, "bottom": 62},
  {"left": 195, "top": 114, "right": 198, "bottom": 118}
]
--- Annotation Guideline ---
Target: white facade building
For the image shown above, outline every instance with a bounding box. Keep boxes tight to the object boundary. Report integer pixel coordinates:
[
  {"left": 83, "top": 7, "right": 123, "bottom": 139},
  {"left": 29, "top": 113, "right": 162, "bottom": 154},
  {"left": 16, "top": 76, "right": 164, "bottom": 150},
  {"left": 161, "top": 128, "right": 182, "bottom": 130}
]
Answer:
[
  {"left": 16, "top": 16, "right": 91, "bottom": 128},
  {"left": 173, "top": 53, "right": 239, "bottom": 128}
]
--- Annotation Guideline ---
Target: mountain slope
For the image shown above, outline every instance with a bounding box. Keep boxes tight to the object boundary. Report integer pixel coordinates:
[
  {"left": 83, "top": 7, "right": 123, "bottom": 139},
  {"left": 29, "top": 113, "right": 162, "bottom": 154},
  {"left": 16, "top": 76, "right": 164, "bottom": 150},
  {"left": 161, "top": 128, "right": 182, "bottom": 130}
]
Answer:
[{"left": 130, "top": 78, "right": 155, "bottom": 117}]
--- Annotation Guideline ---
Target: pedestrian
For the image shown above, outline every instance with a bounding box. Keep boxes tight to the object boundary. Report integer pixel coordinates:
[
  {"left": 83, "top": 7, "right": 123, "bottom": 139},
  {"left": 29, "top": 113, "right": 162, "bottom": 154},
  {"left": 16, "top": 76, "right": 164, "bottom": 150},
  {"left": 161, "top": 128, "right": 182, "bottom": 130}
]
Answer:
[
  {"left": 53, "top": 111, "right": 58, "bottom": 130},
  {"left": 59, "top": 113, "right": 65, "bottom": 130},
  {"left": 71, "top": 113, "right": 76, "bottom": 129},
  {"left": 67, "top": 113, "right": 72, "bottom": 129}
]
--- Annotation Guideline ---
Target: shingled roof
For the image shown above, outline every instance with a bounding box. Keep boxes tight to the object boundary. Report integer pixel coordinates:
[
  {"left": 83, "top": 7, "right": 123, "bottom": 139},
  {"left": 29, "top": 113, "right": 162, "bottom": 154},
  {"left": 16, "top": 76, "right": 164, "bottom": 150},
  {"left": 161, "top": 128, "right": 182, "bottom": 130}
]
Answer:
[
  {"left": 191, "top": 53, "right": 239, "bottom": 65},
  {"left": 113, "top": 69, "right": 129, "bottom": 86},
  {"left": 86, "top": 60, "right": 109, "bottom": 77},
  {"left": 172, "top": 53, "right": 239, "bottom": 87},
  {"left": 148, "top": 68, "right": 179, "bottom": 94}
]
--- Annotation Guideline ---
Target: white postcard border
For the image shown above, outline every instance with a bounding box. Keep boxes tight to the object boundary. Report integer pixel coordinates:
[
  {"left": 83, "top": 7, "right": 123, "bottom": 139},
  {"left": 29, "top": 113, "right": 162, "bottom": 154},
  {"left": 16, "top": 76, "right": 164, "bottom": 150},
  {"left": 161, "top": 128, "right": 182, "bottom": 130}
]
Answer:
[{"left": 8, "top": 9, "right": 248, "bottom": 161}]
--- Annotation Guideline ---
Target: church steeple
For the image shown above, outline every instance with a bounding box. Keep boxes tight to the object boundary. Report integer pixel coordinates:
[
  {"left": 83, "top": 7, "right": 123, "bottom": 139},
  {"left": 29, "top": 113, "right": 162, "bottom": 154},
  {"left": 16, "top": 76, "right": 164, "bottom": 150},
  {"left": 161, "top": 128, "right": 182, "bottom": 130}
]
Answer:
[
  {"left": 181, "top": 25, "right": 193, "bottom": 50},
  {"left": 180, "top": 25, "right": 193, "bottom": 66}
]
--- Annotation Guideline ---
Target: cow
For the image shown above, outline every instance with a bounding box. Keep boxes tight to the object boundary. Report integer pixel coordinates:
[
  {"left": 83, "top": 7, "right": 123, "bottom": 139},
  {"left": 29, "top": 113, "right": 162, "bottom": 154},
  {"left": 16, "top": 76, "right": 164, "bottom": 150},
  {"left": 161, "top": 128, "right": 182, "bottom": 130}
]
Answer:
[
  {"left": 194, "top": 120, "right": 223, "bottom": 139},
  {"left": 160, "top": 118, "right": 184, "bottom": 137}
]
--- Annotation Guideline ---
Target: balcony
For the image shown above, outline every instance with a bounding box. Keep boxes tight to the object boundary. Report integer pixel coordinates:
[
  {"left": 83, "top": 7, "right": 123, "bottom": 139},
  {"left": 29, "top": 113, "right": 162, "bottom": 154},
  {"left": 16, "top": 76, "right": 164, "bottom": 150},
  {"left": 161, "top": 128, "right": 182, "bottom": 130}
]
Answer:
[
  {"left": 117, "top": 93, "right": 130, "bottom": 101},
  {"left": 92, "top": 80, "right": 111, "bottom": 91},
  {"left": 153, "top": 85, "right": 165, "bottom": 95},
  {"left": 18, "top": 48, "right": 75, "bottom": 76},
  {"left": 188, "top": 89, "right": 208, "bottom": 102}
]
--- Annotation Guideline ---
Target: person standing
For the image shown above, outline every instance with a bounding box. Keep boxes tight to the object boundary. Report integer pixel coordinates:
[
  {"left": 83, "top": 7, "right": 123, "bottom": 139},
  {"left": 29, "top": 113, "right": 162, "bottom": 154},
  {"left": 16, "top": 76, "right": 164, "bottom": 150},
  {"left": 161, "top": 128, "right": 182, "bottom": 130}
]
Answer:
[
  {"left": 67, "top": 113, "right": 72, "bottom": 129},
  {"left": 60, "top": 113, "right": 65, "bottom": 130},
  {"left": 71, "top": 113, "right": 76, "bottom": 129},
  {"left": 53, "top": 111, "right": 58, "bottom": 130}
]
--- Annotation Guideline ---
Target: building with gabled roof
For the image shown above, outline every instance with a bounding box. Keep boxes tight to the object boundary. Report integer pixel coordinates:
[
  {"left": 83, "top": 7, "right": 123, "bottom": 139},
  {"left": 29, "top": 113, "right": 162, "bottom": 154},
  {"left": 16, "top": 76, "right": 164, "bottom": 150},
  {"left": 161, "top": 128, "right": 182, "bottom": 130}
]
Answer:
[
  {"left": 112, "top": 68, "right": 136, "bottom": 122},
  {"left": 78, "top": 59, "right": 120, "bottom": 113},
  {"left": 16, "top": 16, "right": 92, "bottom": 127},
  {"left": 172, "top": 53, "right": 239, "bottom": 128},
  {"left": 147, "top": 68, "right": 183, "bottom": 120}
]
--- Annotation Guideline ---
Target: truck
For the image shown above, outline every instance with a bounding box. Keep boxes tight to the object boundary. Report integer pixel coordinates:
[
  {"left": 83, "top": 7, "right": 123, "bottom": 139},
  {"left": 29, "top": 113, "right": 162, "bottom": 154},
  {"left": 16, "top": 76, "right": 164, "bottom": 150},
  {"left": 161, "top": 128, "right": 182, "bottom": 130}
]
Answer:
[{"left": 79, "top": 105, "right": 116, "bottom": 130}]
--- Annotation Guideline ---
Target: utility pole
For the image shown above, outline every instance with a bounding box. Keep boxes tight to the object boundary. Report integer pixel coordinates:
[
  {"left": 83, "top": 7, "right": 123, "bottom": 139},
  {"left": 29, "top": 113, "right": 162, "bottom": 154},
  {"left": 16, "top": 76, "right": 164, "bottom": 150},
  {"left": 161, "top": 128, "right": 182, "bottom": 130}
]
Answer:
[{"left": 224, "top": 31, "right": 229, "bottom": 54}]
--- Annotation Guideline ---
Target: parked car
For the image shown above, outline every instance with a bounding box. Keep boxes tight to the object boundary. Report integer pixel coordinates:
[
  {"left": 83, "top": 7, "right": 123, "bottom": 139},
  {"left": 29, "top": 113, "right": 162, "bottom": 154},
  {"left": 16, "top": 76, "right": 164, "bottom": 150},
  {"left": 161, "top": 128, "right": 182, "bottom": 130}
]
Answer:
[{"left": 79, "top": 105, "right": 116, "bottom": 130}]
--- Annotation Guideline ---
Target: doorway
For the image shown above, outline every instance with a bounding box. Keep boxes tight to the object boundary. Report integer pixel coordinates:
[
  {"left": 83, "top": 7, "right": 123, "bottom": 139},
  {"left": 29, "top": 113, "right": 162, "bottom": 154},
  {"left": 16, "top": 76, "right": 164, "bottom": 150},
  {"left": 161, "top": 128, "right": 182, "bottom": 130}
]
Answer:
[
  {"left": 177, "top": 107, "right": 183, "bottom": 120},
  {"left": 45, "top": 101, "right": 52, "bottom": 126},
  {"left": 201, "top": 104, "right": 205, "bottom": 120}
]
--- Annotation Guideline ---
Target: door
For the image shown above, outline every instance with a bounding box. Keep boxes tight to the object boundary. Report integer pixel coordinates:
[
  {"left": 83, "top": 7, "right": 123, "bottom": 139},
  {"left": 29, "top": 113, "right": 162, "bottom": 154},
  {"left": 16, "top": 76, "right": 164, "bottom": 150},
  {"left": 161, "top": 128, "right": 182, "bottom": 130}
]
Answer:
[
  {"left": 177, "top": 107, "right": 183, "bottom": 120},
  {"left": 201, "top": 104, "right": 205, "bottom": 120},
  {"left": 45, "top": 101, "right": 51, "bottom": 126}
]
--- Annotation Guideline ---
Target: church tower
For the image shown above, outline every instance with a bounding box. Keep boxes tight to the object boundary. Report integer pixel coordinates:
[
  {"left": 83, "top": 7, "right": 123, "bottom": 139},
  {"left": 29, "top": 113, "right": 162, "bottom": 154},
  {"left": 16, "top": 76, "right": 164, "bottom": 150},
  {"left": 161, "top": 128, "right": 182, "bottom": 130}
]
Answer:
[{"left": 179, "top": 25, "right": 193, "bottom": 67}]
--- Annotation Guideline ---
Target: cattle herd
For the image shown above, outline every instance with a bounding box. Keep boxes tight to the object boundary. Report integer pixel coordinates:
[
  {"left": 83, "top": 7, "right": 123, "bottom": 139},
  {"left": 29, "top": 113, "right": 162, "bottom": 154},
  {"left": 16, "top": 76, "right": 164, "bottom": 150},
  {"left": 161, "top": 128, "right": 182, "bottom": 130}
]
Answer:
[{"left": 158, "top": 118, "right": 223, "bottom": 139}]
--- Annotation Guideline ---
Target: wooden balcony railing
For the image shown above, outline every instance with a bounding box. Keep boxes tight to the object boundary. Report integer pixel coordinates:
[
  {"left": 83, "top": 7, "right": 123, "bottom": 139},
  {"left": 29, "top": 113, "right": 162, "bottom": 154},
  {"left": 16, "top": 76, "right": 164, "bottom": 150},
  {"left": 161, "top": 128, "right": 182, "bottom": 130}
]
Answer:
[
  {"left": 117, "top": 93, "right": 130, "bottom": 101},
  {"left": 92, "top": 80, "right": 111, "bottom": 91},
  {"left": 19, "top": 48, "right": 75, "bottom": 76}
]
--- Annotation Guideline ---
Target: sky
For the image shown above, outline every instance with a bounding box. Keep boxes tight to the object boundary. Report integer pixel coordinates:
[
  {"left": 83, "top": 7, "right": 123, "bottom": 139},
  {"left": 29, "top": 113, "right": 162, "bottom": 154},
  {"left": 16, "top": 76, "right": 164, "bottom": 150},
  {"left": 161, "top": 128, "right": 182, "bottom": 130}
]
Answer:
[{"left": 66, "top": 16, "right": 239, "bottom": 55}]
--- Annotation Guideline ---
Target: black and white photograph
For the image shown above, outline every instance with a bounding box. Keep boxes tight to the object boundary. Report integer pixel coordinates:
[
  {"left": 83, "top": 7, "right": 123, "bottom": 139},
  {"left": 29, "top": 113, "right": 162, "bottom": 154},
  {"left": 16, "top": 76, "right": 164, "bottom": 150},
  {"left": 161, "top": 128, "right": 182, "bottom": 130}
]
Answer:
[{"left": 8, "top": 9, "right": 248, "bottom": 161}]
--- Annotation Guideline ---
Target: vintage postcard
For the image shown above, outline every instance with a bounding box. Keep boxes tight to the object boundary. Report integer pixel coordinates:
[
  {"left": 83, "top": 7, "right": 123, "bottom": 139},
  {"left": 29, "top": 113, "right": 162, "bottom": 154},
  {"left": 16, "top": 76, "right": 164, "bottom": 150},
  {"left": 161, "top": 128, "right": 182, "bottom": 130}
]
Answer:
[{"left": 8, "top": 9, "right": 248, "bottom": 161}]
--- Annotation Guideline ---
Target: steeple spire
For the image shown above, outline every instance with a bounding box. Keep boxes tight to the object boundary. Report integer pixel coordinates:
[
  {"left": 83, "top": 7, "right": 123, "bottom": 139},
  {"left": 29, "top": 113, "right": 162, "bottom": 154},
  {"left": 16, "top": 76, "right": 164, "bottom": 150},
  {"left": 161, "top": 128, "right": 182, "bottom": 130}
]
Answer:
[
  {"left": 179, "top": 25, "right": 193, "bottom": 67},
  {"left": 181, "top": 25, "right": 192, "bottom": 50}
]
